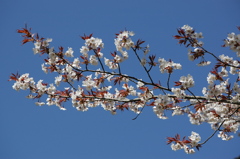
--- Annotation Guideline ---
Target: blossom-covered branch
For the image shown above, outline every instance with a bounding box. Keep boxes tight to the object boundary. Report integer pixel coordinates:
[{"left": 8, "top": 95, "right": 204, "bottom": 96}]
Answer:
[{"left": 10, "top": 25, "right": 240, "bottom": 154}]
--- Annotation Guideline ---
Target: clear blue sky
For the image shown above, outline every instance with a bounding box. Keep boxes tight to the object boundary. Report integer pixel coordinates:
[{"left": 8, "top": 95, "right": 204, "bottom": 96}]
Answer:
[{"left": 1, "top": 0, "right": 239, "bottom": 158}]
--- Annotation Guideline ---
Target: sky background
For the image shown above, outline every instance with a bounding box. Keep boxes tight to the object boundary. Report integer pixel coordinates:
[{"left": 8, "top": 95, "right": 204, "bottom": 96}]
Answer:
[{"left": 1, "top": 0, "right": 240, "bottom": 159}]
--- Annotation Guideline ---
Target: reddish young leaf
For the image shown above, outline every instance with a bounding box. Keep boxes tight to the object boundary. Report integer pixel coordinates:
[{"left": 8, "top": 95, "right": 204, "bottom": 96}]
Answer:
[
  {"left": 116, "top": 103, "right": 129, "bottom": 111},
  {"left": 174, "top": 81, "right": 182, "bottom": 86},
  {"left": 111, "top": 51, "right": 117, "bottom": 57},
  {"left": 194, "top": 102, "right": 205, "bottom": 112},
  {"left": 210, "top": 69, "right": 224, "bottom": 81},
  {"left": 9, "top": 72, "right": 20, "bottom": 81},
  {"left": 173, "top": 35, "right": 184, "bottom": 39},
  {"left": 21, "top": 38, "right": 34, "bottom": 44},
  {"left": 80, "top": 33, "right": 93, "bottom": 40}
]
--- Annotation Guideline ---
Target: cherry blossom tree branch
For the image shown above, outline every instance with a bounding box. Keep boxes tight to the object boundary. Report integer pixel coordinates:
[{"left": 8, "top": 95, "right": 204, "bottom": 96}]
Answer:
[{"left": 11, "top": 25, "right": 240, "bottom": 154}]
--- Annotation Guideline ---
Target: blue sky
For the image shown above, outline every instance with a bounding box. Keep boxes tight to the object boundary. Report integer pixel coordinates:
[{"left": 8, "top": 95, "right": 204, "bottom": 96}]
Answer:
[{"left": 1, "top": 0, "right": 240, "bottom": 158}]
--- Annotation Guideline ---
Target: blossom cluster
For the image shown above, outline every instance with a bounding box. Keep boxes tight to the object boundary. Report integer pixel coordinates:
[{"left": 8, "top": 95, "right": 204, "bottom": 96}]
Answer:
[
  {"left": 223, "top": 31, "right": 240, "bottom": 56},
  {"left": 11, "top": 25, "right": 240, "bottom": 154},
  {"left": 80, "top": 35, "right": 104, "bottom": 65},
  {"left": 114, "top": 30, "right": 134, "bottom": 57},
  {"left": 158, "top": 58, "right": 182, "bottom": 73},
  {"left": 169, "top": 132, "right": 201, "bottom": 154},
  {"left": 175, "top": 25, "right": 211, "bottom": 67}
]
